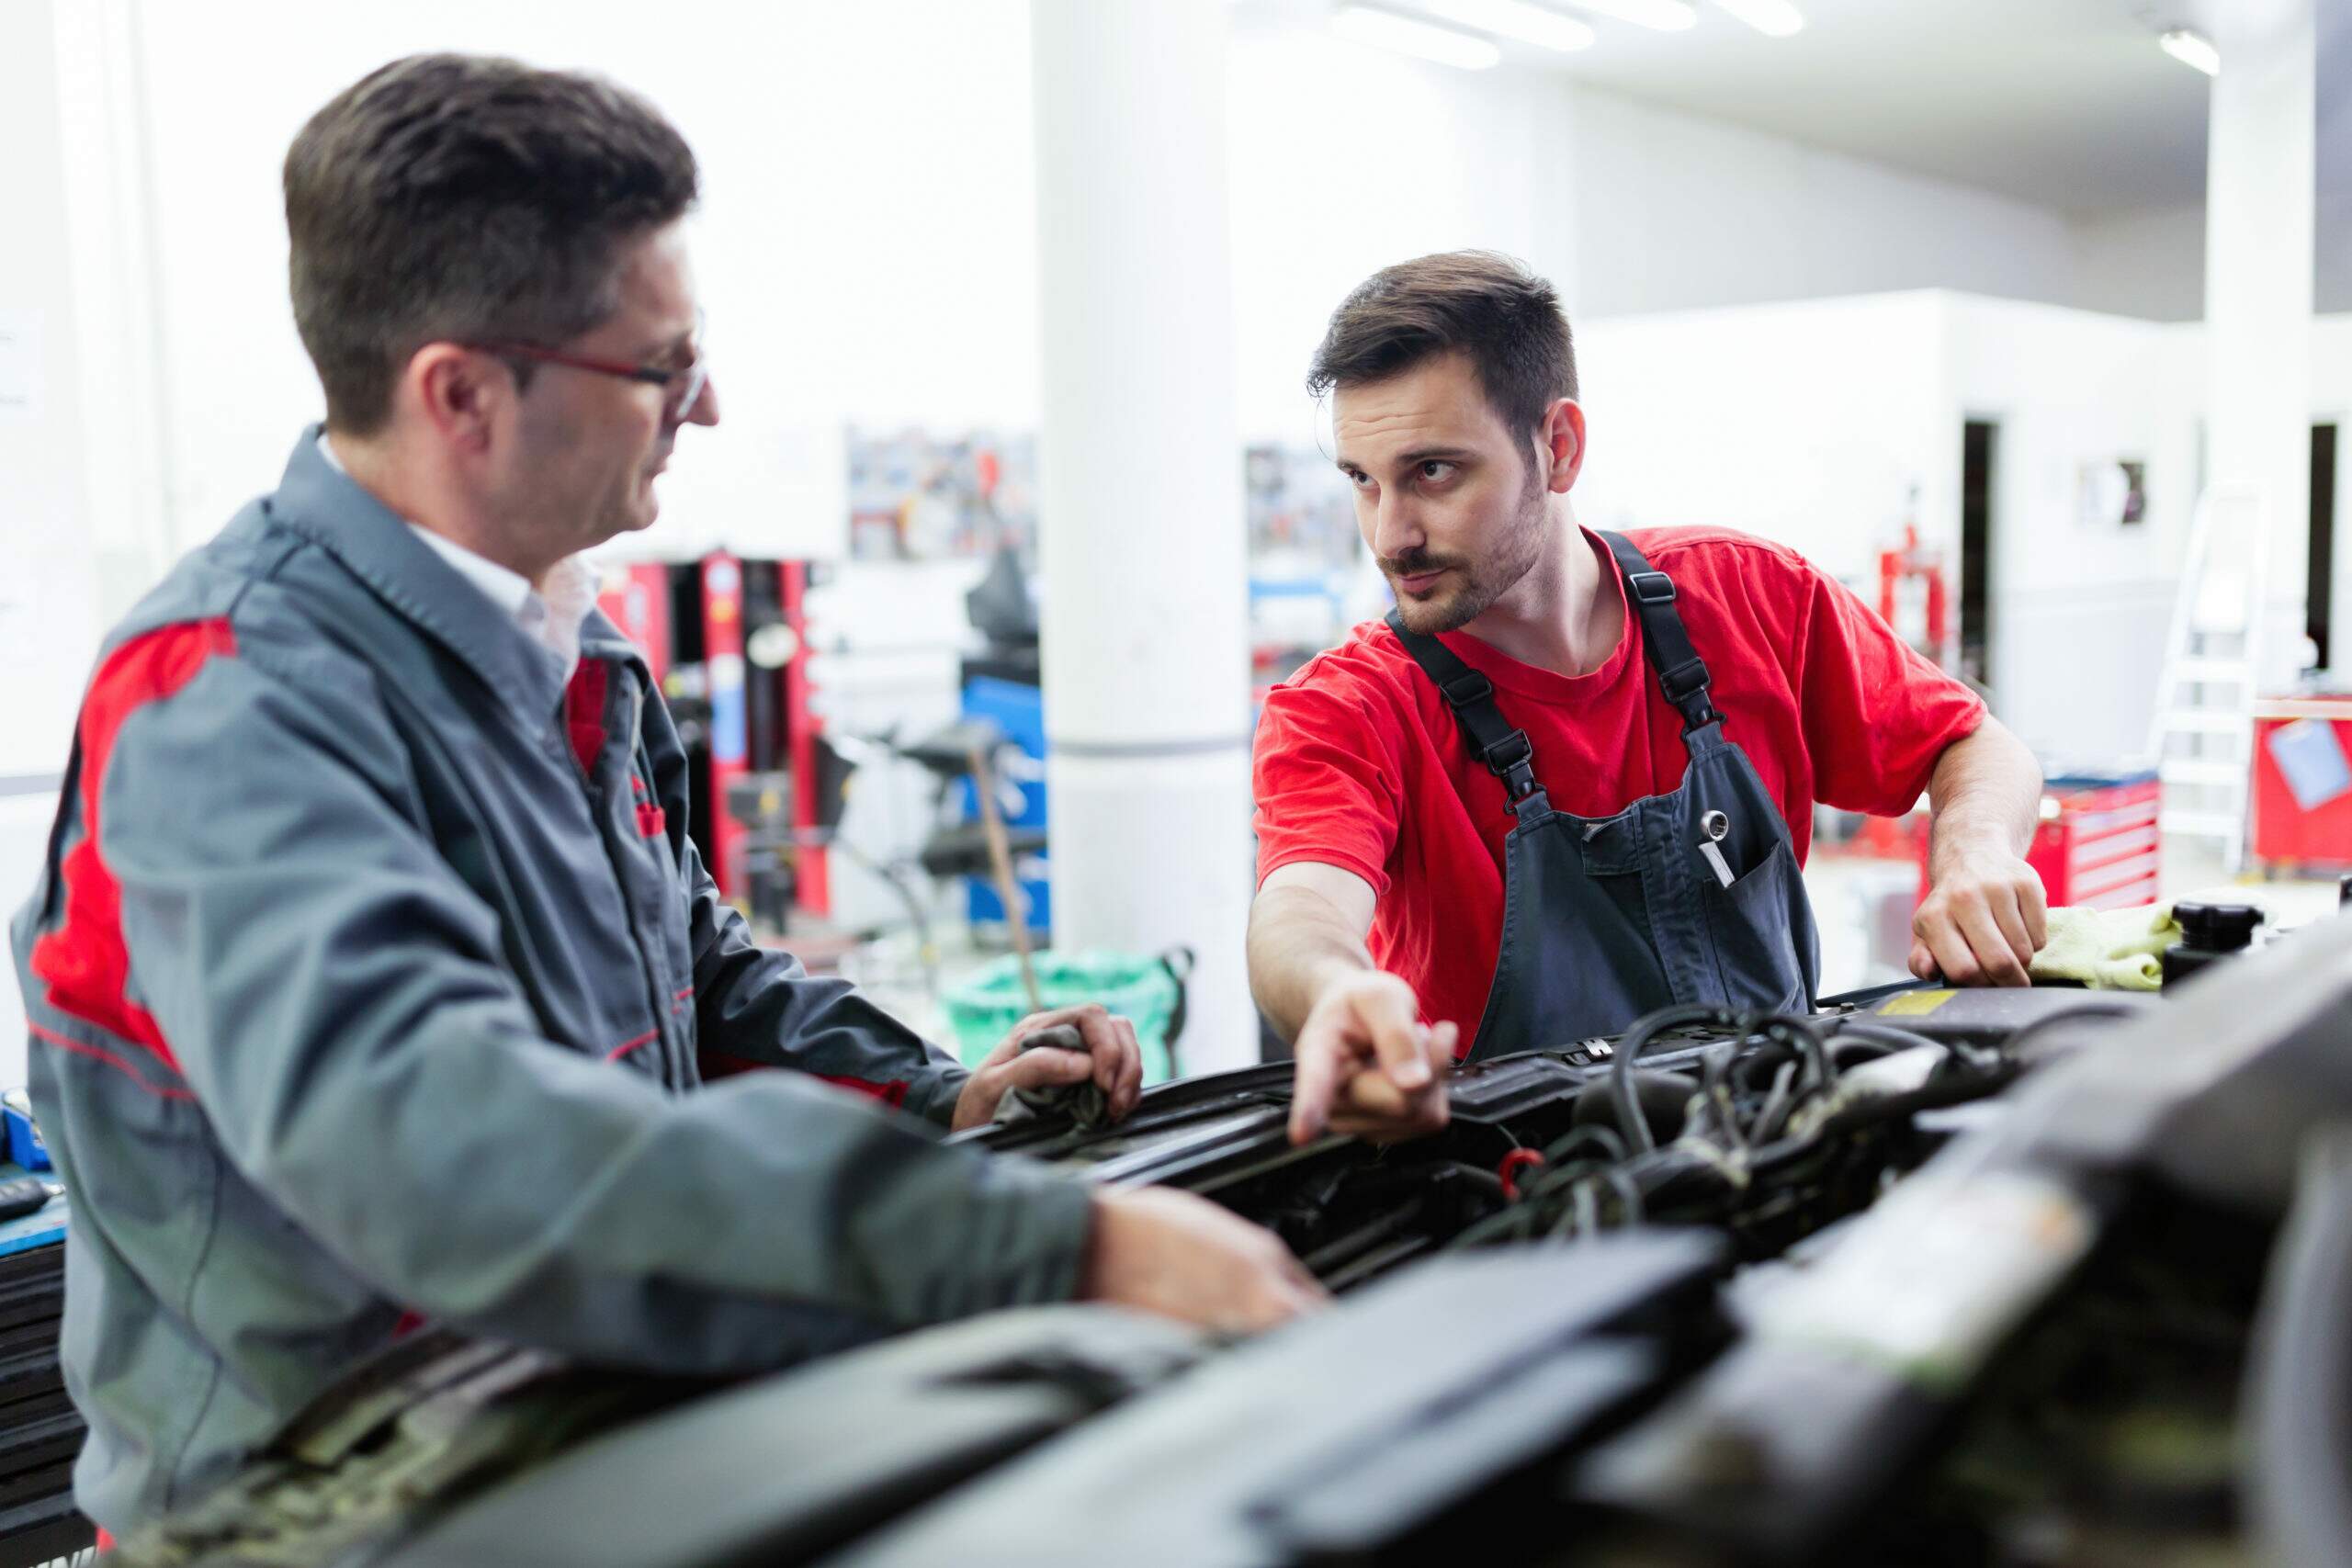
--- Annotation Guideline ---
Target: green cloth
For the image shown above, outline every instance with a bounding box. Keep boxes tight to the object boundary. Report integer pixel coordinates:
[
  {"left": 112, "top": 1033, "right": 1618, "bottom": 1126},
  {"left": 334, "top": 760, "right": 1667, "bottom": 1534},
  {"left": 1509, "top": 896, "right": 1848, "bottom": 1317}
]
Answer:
[{"left": 2029, "top": 903, "right": 2181, "bottom": 991}]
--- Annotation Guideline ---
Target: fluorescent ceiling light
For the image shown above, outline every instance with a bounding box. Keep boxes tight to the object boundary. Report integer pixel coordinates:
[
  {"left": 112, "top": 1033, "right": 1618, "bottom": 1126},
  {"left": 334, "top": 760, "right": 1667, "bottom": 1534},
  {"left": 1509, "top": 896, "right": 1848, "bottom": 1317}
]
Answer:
[
  {"left": 1330, "top": 5, "right": 1503, "bottom": 68},
  {"left": 1566, "top": 0, "right": 1698, "bottom": 30},
  {"left": 1421, "top": 0, "right": 1596, "bottom": 51},
  {"left": 2159, "top": 28, "right": 2219, "bottom": 76},
  {"left": 1709, "top": 0, "right": 1804, "bottom": 38}
]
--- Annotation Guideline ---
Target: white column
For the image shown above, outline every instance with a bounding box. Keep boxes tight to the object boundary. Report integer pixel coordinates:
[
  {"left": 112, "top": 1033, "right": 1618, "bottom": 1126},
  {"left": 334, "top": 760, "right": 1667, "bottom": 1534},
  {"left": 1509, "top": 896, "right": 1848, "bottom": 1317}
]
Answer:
[
  {"left": 2202, "top": 0, "right": 2315, "bottom": 687},
  {"left": 1029, "top": 0, "right": 1257, "bottom": 1075}
]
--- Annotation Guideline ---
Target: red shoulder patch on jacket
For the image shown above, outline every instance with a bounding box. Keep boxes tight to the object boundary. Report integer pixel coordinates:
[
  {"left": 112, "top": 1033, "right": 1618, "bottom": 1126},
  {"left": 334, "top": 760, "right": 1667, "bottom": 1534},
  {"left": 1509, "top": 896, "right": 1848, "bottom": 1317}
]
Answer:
[{"left": 31, "top": 619, "right": 238, "bottom": 1077}]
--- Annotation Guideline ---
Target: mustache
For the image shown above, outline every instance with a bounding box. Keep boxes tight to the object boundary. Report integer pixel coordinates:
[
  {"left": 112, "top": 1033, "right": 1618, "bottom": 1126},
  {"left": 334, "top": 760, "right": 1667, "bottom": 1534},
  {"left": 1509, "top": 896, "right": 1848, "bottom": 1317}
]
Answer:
[{"left": 1380, "top": 550, "right": 1467, "bottom": 578}]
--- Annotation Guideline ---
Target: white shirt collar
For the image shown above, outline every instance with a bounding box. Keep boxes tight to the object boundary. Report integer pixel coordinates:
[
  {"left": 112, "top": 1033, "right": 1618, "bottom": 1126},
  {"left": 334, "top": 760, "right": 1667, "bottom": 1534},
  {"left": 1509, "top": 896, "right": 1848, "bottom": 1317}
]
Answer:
[
  {"left": 404, "top": 524, "right": 537, "bottom": 621},
  {"left": 316, "top": 431, "right": 597, "bottom": 682}
]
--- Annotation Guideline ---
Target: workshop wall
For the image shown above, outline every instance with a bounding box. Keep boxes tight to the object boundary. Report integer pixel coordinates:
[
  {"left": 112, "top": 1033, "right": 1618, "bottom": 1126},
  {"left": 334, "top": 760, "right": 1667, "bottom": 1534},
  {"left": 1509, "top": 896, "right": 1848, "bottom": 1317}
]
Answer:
[
  {"left": 2065, "top": 194, "right": 2352, "bottom": 323},
  {"left": 1942, "top": 297, "right": 2200, "bottom": 763},
  {"left": 1221, "top": 23, "right": 2241, "bottom": 461},
  {"left": 74, "top": 1, "right": 2236, "bottom": 578},
  {"left": 127, "top": 0, "right": 1046, "bottom": 567},
  {"left": 1, "top": 2, "right": 108, "bottom": 1092},
  {"left": 1226, "top": 27, "right": 2141, "bottom": 444},
  {"left": 1226, "top": 18, "right": 1577, "bottom": 445},
  {"left": 1572, "top": 292, "right": 1950, "bottom": 587},
  {"left": 1565, "top": 298, "right": 2352, "bottom": 767},
  {"left": 1956, "top": 307, "right": 2352, "bottom": 760},
  {"left": 0, "top": 1, "right": 109, "bottom": 784},
  {"left": 1571, "top": 293, "right": 2197, "bottom": 764},
  {"left": 2067, "top": 204, "right": 2211, "bottom": 324},
  {"left": 1559, "top": 91, "right": 2086, "bottom": 321}
]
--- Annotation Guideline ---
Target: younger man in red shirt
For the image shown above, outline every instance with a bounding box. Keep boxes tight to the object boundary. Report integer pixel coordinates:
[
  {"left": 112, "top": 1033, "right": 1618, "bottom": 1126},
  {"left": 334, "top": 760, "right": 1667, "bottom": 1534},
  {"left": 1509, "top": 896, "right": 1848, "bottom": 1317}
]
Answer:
[{"left": 1248, "top": 252, "right": 2048, "bottom": 1146}]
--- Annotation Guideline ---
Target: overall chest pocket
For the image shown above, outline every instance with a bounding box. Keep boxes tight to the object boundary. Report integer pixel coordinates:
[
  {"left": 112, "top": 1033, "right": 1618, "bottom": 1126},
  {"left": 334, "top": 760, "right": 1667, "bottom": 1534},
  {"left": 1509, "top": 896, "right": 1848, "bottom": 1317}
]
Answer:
[
  {"left": 1701, "top": 839, "right": 1815, "bottom": 1013},
  {"left": 1569, "top": 810, "right": 1666, "bottom": 957}
]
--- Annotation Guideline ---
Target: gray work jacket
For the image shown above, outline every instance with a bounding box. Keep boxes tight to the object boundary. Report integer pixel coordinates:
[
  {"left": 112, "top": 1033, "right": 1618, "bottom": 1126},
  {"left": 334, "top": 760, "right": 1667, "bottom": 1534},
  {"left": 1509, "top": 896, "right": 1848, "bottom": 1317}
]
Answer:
[{"left": 9, "top": 430, "right": 1091, "bottom": 1534}]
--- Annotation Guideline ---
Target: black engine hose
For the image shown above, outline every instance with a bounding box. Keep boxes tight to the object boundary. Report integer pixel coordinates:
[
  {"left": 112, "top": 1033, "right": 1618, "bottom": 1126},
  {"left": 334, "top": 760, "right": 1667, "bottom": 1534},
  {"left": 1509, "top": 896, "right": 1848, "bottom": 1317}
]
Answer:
[{"left": 1610, "top": 1004, "right": 1833, "bottom": 1154}]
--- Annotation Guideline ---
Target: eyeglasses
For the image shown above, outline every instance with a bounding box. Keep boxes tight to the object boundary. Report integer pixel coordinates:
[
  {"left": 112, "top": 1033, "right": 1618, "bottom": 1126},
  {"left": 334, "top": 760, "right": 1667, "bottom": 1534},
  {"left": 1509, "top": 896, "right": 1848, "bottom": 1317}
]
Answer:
[{"left": 470, "top": 318, "right": 710, "bottom": 421}]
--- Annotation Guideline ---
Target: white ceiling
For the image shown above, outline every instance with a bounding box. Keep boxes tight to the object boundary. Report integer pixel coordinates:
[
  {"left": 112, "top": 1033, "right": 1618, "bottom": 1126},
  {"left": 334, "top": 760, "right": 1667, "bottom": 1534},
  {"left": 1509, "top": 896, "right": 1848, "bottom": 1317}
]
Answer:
[{"left": 1255, "top": 0, "right": 2351, "bottom": 217}]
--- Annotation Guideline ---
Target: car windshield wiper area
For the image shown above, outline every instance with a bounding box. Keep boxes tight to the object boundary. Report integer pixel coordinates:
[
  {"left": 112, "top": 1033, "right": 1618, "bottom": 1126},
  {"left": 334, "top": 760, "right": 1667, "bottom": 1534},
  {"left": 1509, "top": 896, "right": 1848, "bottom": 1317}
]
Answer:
[
  {"left": 116, "top": 1308, "right": 1206, "bottom": 1568},
  {"left": 827, "top": 1235, "right": 1726, "bottom": 1568}
]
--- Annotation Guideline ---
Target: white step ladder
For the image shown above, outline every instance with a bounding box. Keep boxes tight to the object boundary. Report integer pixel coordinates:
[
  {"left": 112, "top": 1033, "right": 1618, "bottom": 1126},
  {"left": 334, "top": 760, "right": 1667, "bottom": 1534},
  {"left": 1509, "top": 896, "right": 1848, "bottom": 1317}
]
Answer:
[{"left": 2146, "top": 484, "right": 2269, "bottom": 873}]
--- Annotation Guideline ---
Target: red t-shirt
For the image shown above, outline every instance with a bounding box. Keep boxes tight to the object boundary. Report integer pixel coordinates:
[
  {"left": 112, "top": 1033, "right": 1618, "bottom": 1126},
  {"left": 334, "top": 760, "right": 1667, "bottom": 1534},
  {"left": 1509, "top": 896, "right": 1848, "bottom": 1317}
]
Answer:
[{"left": 1252, "top": 526, "right": 1986, "bottom": 1035}]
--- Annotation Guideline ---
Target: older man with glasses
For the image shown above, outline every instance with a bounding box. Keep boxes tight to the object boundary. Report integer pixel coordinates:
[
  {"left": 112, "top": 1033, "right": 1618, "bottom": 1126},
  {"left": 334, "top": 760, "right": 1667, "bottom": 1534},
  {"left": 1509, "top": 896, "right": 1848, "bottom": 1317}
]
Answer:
[{"left": 12, "top": 52, "right": 1320, "bottom": 1541}]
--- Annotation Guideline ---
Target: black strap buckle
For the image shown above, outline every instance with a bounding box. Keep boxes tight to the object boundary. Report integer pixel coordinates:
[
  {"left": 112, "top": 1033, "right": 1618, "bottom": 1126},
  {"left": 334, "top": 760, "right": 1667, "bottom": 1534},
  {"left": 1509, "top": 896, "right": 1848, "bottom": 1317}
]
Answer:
[
  {"left": 1658, "top": 658, "right": 1711, "bottom": 704},
  {"left": 1441, "top": 670, "right": 1495, "bottom": 708},
  {"left": 1481, "top": 728, "right": 1533, "bottom": 776},
  {"left": 1658, "top": 660, "right": 1721, "bottom": 731},
  {"left": 1481, "top": 730, "right": 1542, "bottom": 808},
  {"left": 1627, "top": 570, "right": 1677, "bottom": 606}
]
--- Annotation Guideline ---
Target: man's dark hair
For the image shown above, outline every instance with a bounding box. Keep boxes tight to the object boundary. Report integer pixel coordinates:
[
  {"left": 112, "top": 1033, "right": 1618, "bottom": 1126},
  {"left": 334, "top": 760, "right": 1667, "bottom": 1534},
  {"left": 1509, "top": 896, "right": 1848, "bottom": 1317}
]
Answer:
[
  {"left": 1306, "top": 251, "right": 1577, "bottom": 444},
  {"left": 285, "top": 53, "right": 699, "bottom": 434}
]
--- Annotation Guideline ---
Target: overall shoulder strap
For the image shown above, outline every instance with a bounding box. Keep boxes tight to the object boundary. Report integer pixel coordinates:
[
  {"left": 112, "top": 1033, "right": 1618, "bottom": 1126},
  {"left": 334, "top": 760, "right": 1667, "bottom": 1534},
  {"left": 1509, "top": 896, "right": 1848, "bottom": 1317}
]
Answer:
[
  {"left": 1598, "top": 532, "right": 1722, "bottom": 733},
  {"left": 1384, "top": 609, "right": 1542, "bottom": 811}
]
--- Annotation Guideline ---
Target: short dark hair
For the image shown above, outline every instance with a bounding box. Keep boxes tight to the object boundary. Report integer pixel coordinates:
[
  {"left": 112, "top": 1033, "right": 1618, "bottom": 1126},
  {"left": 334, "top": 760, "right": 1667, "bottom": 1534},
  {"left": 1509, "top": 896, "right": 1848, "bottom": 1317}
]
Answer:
[
  {"left": 1306, "top": 251, "right": 1577, "bottom": 443},
  {"left": 285, "top": 53, "right": 699, "bottom": 434}
]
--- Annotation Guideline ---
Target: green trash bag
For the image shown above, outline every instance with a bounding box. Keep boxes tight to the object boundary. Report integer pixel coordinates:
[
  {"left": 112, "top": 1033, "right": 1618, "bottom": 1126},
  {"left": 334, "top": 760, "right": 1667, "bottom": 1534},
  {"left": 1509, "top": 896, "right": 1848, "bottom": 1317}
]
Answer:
[{"left": 943, "top": 947, "right": 1194, "bottom": 1086}]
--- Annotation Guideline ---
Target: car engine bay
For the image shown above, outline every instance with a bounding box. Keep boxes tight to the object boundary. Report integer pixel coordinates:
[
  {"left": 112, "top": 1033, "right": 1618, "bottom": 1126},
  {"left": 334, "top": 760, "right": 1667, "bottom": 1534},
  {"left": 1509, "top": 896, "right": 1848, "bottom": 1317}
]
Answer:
[
  {"left": 112, "top": 915, "right": 2352, "bottom": 1568},
  {"left": 976, "top": 985, "right": 2120, "bottom": 1294}
]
